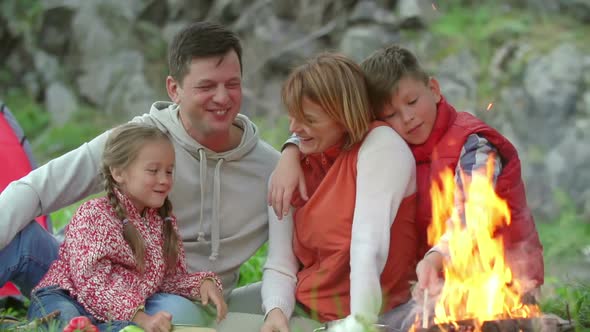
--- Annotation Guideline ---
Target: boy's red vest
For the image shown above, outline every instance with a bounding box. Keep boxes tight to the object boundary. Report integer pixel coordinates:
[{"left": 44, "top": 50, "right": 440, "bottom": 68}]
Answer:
[
  {"left": 291, "top": 123, "right": 417, "bottom": 322},
  {"left": 411, "top": 97, "right": 544, "bottom": 286}
]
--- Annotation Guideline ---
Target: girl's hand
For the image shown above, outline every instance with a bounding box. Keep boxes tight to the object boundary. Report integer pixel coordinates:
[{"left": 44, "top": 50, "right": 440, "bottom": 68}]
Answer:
[
  {"left": 414, "top": 252, "right": 444, "bottom": 301},
  {"left": 260, "top": 308, "right": 290, "bottom": 332},
  {"left": 133, "top": 310, "right": 172, "bottom": 332},
  {"left": 268, "top": 144, "right": 306, "bottom": 220},
  {"left": 200, "top": 279, "right": 227, "bottom": 323}
]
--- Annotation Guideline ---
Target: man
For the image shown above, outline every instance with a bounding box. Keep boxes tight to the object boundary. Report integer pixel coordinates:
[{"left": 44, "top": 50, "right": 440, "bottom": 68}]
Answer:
[{"left": 0, "top": 21, "right": 279, "bottom": 325}]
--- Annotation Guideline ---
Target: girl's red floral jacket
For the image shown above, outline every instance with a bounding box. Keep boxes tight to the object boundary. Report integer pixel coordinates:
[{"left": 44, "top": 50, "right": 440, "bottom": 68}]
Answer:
[{"left": 35, "top": 189, "right": 222, "bottom": 322}]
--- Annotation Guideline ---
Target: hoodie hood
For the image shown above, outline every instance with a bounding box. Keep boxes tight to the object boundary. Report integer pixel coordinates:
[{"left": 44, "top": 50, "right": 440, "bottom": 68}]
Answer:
[{"left": 149, "top": 101, "right": 259, "bottom": 162}]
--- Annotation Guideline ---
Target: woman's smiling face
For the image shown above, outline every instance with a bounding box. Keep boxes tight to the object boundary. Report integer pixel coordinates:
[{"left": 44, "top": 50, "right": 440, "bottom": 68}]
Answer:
[{"left": 288, "top": 98, "right": 347, "bottom": 155}]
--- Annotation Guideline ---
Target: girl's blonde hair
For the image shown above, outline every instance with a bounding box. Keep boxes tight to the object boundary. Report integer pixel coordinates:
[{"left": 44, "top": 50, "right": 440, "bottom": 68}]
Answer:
[
  {"left": 282, "top": 52, "right": 374, "bottom": 150},
  {"left": 101, "top": 123, "right": 179, "bottom": 274}
]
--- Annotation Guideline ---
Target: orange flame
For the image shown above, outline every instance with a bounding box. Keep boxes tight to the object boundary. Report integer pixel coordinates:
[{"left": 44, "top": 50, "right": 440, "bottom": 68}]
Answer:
[
  {"left": 426, "top": 159, "right": 540, "bottom": 328},
  {"left": 486, "top": 103, "right": 494, "bottom": 111}
]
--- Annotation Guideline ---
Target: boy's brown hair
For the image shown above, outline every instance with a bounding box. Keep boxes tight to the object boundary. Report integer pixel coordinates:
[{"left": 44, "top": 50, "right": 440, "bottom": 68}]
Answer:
[
  {"left": 282, "top": 52, "right": 374, "bottom": 150},
  {"left": 360, "top": 44, "right": 429, "bottom": 116}
]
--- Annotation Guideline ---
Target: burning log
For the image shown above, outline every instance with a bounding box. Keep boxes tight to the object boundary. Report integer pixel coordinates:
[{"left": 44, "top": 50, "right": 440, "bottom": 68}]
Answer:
[
  {"left": 417, "top": 317, "right": 539, "bottom": 332},
  {"left": 415, "top": 314, "right": 574, "bottom": 332}
]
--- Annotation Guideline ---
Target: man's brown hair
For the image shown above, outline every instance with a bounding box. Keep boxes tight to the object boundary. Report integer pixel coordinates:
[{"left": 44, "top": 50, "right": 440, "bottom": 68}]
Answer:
[{"left": 168, "top": 21, "right": 243, "bottom": 85}]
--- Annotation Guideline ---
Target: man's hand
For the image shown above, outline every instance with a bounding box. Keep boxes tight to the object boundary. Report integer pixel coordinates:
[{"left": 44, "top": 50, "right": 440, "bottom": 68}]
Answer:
[
  {"left": 132, "top": 310, "right": 172, "bottom": 332},
  {"left": 268, "top": 145, "right": 306, "bottom": 220},
  {"left": 200, "top": 279, "right": 228, "bottom": 323},
  {"left": 260, "top": 308, "right": 290, "bottom": 332}
]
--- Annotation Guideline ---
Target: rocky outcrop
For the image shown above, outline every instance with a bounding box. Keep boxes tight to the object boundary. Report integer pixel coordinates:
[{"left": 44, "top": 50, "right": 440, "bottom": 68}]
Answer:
[{"left": 0, "top": 0, "right": 588, "bottom": 221}]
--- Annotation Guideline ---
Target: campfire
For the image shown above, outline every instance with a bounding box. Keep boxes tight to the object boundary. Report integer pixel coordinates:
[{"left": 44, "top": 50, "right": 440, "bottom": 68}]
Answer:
[{"left": 414, "top": 160, "right": 549, "bottom": 332}]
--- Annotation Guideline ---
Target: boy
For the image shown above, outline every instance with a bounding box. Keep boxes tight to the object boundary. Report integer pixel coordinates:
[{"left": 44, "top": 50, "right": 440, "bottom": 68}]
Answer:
[{"left": 268, "top": 44, "right": 543, "bottom": 300}]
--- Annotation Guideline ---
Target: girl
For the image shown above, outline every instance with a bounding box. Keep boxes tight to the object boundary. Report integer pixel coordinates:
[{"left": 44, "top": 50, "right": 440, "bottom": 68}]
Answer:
[{"left": 28, "top": 123, "right": 227, "bottom": 332}]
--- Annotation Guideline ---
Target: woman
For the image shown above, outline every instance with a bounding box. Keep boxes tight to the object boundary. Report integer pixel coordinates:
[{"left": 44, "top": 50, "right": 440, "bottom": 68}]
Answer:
[{"left": 261, "top": 53, "right": 418, "bottom": 332}]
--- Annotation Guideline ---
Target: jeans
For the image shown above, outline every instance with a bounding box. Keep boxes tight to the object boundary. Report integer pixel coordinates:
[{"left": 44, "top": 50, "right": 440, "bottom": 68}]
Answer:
[
  {"left": 145, "top": 293, "right": 215, "bottom": 326},
  {"left": 144, "top": 282, "right": 265, "bottom": 326},
  {"left": 28, "top": 288, "right": 222, "bottom": 330},
  {"left": 0, "top": 222, "right": 58, "bottom": 298},
  {"left": 1, "top": 221, "right": 266, "bottom": 328},
  {"left": 28, "top": 285, "right": 135, "bottom": 332}
]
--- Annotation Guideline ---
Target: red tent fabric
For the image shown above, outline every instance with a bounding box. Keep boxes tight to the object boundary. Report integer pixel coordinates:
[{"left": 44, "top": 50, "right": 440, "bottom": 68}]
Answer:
[{"left": 0, "top": 102, "right": 50, "bottom": 298}]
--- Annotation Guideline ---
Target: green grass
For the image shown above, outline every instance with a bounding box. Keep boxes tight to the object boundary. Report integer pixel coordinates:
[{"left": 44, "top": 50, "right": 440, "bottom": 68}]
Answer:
[
  {"left": 254, "top": 114, "right": 291, "bottom": 151},
  {"left": 3, "top": 89, "right": 116, "bottom": 162},
  {"left": 536, "top": 191, "right": 590, "bottom": 331},
  {"left": 541, "top": 280, "right": 590, "bottom": 331},
  {"left": 537, "top": 191, "right": 590, "bottom": 279},
  {"left": 238, "top": 243, "right": 268, "bottom": 287},
  {"left": 0, "top": 0, "right": 43, "bottom": 38},
  {"left": 429, "top": 3, "right": 533, "bottom": 76},
  {"left": 430, "top": 2, "right": 590, "bottom": 58},
  {"left": 3, "top": 89, "right": 50, "bottom": 142},
  {"left": 31, "top": 107, "right": 114, "bottom": 161}
]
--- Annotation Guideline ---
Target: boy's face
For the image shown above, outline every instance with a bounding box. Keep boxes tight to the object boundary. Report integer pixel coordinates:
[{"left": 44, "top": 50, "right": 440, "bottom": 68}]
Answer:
[{"left": 377, "top": 76, "right": 441, "bottom": 145}]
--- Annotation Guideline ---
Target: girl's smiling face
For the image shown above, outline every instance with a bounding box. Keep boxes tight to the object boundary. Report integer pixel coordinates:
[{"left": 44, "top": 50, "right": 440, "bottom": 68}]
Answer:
[{"left": 112, "top": 139, "right": 175, "bottom": 213}]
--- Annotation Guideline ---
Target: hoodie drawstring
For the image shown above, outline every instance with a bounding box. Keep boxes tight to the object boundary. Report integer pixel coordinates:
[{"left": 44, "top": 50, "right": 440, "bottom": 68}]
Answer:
[
  {"left": 210, "top": 158, "right": 224, "bottom": 261},
  {"left": 197, "top": 149, "right": 207, "bottom": 243},
  {"left": 196, "top": 148, "right": 224, "bottom": 261}
]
